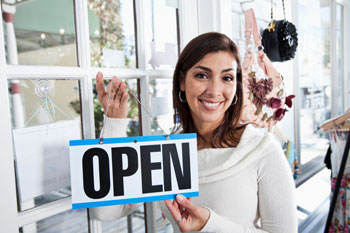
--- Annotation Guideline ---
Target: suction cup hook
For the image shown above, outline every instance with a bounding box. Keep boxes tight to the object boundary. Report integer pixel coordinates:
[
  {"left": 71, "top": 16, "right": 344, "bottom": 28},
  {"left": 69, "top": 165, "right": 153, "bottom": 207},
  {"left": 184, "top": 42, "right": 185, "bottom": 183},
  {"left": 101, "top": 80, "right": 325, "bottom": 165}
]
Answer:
[{"left": 35, "top": 80, "right": 51, "bottom": 98}]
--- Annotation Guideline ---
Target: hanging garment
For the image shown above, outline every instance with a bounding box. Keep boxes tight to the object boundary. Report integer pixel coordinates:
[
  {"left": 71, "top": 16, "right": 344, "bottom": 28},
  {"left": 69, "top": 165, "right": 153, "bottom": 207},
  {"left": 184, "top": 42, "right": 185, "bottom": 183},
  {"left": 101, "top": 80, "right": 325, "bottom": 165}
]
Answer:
[
  {"left": 240, "top": 8, "right": 295, "bottom": 128},
  {"left": 328, "top": 131, "right": 350, "bottom": 233},
  {"left": 324, "top": 144, "right": 332, "bottom": 171},
  {"left": 330, "top": 131, "right": 350, "bottom": 178}
]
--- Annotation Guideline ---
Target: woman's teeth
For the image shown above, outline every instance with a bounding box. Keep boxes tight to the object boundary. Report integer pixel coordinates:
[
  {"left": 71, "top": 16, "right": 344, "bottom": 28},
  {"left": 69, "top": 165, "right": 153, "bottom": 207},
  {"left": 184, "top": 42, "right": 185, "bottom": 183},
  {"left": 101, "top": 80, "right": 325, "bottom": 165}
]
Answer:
[{"left": 202, "top": 100, "right": 219, "bottom": 107}]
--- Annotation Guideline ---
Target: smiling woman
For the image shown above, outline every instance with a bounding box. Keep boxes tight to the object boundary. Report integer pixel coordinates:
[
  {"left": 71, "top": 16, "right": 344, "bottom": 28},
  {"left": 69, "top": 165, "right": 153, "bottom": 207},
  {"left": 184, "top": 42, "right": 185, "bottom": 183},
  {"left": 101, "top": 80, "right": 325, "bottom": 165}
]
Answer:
[
  {"left": 178, "top": 51, "right": 238, "bottom": 149},
  {"left": 91, "top": 32, "right": 297, "bottom": 233},
  {"left": 173, "top": 33, "right": 244, "bottom": 149}
]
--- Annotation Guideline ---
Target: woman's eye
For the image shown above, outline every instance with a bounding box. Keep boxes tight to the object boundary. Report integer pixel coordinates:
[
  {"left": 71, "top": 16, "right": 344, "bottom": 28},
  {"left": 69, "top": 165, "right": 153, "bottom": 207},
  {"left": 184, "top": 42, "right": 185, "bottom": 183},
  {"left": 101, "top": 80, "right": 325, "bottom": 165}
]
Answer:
[
  {"left": 223, "top": 76, "right": 234, "bottom": 82},
  {"left": 195, "top": 73, "right": 208, "bottom": 79}
]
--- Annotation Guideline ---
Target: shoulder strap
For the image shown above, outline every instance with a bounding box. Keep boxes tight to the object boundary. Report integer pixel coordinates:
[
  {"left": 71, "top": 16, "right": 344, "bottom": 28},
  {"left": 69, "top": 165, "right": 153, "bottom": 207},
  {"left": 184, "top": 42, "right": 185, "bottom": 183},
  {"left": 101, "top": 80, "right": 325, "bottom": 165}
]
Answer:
[{"left": 244, "top": 8, "right": 262, "bottom": 49}]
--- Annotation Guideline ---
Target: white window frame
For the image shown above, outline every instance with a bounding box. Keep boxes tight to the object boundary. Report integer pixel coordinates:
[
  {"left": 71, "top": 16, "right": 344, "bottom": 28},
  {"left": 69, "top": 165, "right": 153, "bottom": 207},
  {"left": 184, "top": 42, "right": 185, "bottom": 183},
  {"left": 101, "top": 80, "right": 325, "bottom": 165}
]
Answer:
[{"left": 0, "top": 0, "right": 200, "bottom": 232}]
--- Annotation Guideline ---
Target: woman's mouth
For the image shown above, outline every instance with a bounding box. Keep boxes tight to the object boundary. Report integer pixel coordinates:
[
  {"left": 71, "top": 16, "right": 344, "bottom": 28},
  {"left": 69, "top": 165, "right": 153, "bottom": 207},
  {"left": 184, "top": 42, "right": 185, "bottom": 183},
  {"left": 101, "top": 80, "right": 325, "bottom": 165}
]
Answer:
[{"left": 200, "top": 100, "right": 222, "bottom": 110}]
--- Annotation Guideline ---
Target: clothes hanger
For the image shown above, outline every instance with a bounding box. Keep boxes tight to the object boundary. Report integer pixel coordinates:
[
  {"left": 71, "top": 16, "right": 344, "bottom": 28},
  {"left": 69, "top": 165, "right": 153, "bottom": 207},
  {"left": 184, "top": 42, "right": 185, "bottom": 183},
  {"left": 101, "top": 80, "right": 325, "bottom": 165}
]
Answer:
[
  {"left": 240, "top": 0, "right": 255, "bottom": 12},
  {"left": 320, "top": 109, "right": 350, "bottom": 132}
]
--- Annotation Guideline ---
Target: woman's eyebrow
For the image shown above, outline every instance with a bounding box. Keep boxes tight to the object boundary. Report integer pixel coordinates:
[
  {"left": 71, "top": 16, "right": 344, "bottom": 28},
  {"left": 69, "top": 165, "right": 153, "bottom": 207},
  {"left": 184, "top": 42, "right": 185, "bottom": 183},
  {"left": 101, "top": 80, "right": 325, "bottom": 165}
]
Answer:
[
  {"left": 222, "top": 68, "right": 235, "bottom": 73},
  {"left": 194, "top": 66, "right": 236, "bottom": 73},
  {"left": 194, "top": 66, "right": 211, "bottom": 72}
]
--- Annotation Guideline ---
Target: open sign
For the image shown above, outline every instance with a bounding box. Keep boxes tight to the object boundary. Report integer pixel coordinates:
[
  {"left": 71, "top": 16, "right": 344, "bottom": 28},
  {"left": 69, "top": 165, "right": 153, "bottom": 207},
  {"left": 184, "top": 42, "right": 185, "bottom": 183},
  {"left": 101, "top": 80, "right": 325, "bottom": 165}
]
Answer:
[{"left": 69, "top": 134, "right": 198, "bottom": 209}]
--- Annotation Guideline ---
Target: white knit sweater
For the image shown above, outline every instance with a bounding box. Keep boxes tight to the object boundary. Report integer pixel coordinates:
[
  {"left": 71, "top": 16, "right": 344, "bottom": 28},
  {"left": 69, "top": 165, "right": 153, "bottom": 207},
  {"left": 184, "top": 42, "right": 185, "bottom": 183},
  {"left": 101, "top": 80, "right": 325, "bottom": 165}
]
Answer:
[{"left": 91, "top": 116, "right": 297, "bottom": 233}]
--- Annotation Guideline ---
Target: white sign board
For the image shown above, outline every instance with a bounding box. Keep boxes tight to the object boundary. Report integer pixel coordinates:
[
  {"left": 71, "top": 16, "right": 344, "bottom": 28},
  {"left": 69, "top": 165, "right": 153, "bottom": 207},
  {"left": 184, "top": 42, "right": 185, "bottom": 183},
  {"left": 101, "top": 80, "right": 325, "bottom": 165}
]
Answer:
[
  {"left": 70, "top": 134, "right": 198, "bottom": 209},
  {"left": 13, "top": 120, "right": 81, "bottom": 201}
]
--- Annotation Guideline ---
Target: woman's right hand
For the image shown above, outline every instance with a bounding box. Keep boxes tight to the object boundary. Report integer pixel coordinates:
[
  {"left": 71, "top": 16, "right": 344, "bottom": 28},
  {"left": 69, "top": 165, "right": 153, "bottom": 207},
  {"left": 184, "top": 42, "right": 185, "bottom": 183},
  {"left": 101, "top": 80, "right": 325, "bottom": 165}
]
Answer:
[{"left": 96, "top": 72, "right": 129, "bottom": 118}]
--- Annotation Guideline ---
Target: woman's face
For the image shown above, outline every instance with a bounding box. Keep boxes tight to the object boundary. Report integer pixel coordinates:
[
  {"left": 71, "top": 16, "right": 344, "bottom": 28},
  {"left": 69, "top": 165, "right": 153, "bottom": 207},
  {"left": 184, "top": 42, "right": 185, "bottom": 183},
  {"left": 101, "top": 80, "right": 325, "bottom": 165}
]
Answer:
[{"left": 180, "top": 51, "right": 237, "bottom": 129}]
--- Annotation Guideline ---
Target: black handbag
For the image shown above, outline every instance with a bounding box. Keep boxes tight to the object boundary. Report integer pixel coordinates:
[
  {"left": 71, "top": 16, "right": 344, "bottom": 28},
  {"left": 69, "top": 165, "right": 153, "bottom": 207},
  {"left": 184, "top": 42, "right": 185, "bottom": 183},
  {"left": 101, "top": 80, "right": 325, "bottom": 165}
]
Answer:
[{"left": 262, "top": 0, "right": 298, "bottom": 62}]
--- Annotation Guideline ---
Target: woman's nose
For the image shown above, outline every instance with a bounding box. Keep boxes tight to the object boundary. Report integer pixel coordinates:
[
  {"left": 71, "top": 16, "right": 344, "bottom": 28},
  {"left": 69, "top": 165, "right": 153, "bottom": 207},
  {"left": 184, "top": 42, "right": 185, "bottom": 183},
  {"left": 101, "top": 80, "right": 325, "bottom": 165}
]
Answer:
[{"left": 206, "top": 78, "right": 222, "bottom": 97}]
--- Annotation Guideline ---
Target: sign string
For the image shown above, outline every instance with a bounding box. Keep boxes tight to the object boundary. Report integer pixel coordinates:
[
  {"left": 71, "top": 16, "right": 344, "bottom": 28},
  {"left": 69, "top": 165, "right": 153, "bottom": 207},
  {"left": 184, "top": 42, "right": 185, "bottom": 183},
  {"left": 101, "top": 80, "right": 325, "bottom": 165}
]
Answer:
[{"left": 99, "top": 88, "right": 170, "bottom": 144}]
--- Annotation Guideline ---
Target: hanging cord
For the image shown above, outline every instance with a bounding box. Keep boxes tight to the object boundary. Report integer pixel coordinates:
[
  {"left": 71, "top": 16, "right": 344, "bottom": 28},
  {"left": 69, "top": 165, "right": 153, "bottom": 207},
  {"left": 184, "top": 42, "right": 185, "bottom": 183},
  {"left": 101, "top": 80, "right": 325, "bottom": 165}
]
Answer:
[
  {"left": 99, "top": 89, "right": 112, "bottom": 143},
  {"left": 24, "top": 95, "right": 73, "bottom": 127},
  {"left": 282, "top": 0, "right": 286, "bottom": 20},
  {"left": 270, "top": 0, "right": 273, "bottom": 21},
  {"left": 324, "top": 126, "right": 350, "bottom": 233},
  {"left": 99, "top": 83, "right": 170, "bottom": 144},
  {"left": 129, "top": 92, "right": 170, "bottom": 140},
  {"left": 271, "top": 0, "right": 286, "bottom": 21}
]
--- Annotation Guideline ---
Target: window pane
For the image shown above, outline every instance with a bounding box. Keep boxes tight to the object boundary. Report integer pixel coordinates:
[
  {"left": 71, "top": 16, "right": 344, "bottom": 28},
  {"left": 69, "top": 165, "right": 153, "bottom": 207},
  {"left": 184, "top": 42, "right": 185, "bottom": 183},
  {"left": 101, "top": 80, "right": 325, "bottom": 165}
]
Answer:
[
  {"left": 2, "top": 0, "right": 77, "bottom": 66},
  {"left": 20, "top": 209, "right": 88, "bottom": 233},
  {"left": 88, "top": 0, "right": 136, "bottom": 68},
  {"left": 92, "top": 78, "right": 140, "bottom": 138},
  {"left": 150, "top": 79, "right": 175, "bottom": 136},
  {"left": 144, "top": 0, "right": 179, "bottom": 70},
  {"left": 8, "top": 80, "right": 82, "bottom": 211},
  {"left": 298, "top": 0, "right": 331, "bottom": 164}
]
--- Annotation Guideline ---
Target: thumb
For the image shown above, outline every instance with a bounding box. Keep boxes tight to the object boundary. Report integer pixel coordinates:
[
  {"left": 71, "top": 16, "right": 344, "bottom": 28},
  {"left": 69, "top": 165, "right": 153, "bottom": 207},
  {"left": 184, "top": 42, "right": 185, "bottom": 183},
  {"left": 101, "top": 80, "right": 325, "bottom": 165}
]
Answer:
[{"left": 176, "top": 194, "right": 196, "bottom": 211}]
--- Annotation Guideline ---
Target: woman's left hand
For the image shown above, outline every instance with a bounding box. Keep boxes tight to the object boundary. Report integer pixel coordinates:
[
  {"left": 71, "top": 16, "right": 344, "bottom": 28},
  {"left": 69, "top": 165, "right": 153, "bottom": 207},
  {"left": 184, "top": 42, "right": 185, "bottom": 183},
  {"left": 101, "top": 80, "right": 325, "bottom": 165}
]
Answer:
[{"left": 164, "top": 195, "right": 210, "bottom": 232}]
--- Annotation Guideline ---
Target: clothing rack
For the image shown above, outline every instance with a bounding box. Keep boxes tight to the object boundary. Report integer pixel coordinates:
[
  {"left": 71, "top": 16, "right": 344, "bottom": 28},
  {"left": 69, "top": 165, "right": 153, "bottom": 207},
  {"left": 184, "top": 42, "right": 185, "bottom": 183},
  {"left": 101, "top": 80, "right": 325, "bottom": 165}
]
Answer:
[{"left": 324, "top": 129, "right": 350, "bottom": 233}]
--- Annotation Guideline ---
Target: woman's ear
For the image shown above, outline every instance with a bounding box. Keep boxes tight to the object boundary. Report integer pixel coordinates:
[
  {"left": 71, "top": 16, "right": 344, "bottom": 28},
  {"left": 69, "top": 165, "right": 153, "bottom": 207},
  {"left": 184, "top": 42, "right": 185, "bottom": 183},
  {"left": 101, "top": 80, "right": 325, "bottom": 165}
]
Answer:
[
  {"left": 180, "top": 80, "right": 185, "bottom": 92},
  {"left": 179, "top": 71, "right": 186, "bottom": 91}
]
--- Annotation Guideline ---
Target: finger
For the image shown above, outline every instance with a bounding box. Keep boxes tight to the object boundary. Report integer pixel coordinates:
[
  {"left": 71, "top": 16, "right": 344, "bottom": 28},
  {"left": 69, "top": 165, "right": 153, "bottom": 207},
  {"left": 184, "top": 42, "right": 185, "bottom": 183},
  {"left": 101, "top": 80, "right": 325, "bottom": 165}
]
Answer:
[
  {"left": 96, "top": 72, "right": 106, "bottom": 98},
  {"left": 112, "top": 77, "right": 122, "bottom": 100},
  {"left": 164, "top": 200, "right": 182, "bottom": 222},
  {"left": 176, "top": 195, "right": 197, "bottom": 212},
  {"left": 120, "top": 91, "right": 129, "bottom": 105},
  {"left": 115, "top": 81, "right": 124, "bottom": 100},
  {"left": 106, "top": 81, "right": 113, "bottom": 98},
  {"left": 118, "top": 82, "right": 127, "bottom": 101}
]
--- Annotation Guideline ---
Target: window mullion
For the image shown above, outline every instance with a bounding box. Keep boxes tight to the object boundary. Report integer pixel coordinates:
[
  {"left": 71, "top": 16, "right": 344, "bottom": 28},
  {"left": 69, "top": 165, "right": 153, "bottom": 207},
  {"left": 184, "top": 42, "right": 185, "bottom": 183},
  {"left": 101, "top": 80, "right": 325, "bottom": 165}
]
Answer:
[
  {"left": 74, "top": 0, "right": 98, "bottom": 232},
  {"left": 0, "top": 76, "right": 18, "bottom": 233},
  {"left": 178, "top": 0, "right": 199, "bottom": 50},
  {"left": 0, "top": 10, "right": 6, "bottom": 69},
  {"left": 74, "top": 0, "right": 95, "bottom": 140},
  {"left": 134, "top": 0, "right": 155, "bottom": 232},
  {"left": 292, "top": 0, "right": 301, "bottom": 162},
  {"left": 75, "top": 0, "right": 91, "bottom": 70},
  {"left": 0, "top": 6, "right": 18, "bottom": 233}
]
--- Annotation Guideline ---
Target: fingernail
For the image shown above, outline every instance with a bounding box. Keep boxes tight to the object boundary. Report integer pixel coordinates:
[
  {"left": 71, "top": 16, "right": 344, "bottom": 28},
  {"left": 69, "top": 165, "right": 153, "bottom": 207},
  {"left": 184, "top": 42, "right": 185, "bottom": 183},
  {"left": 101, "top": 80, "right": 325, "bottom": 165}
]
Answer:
[{"left": 176, "top": 194, "right": 184, "bottom": 202}]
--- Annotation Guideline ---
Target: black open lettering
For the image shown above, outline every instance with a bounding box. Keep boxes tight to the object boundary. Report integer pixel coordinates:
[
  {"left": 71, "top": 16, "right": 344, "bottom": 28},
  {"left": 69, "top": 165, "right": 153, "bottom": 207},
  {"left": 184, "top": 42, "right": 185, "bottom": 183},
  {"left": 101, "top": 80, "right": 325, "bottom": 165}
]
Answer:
[
  {"left": 141, "top": 145, "right": 163, "bottom": 193},
  {"left": 82, "top": 148, "right": 110, "bottom": 199},
  {"left": 162, "top": 143, "right": 191, "bottom": 191},
  {"left": 112, "top": 147, "right": 139, "bottom": 196}
]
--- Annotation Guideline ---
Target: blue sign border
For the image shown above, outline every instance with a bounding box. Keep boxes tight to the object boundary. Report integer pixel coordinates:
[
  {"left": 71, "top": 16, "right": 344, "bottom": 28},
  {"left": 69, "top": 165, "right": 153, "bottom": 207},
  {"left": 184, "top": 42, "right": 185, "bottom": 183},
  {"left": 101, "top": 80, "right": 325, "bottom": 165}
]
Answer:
[
  {"left": 72, "top": 191, "right": 199, "bottom": 209},
  {"left": 70, "top": 133, "right": 197, "bottom": 146}
]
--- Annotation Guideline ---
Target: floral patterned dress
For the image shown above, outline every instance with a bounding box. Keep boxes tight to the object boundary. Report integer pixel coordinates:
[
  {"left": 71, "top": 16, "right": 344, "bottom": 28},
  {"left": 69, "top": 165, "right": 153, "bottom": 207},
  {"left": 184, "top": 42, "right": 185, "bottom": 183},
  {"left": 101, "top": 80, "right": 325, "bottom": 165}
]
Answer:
[{"left": 329, "top": 131, "right": 350, "bottom": 233}]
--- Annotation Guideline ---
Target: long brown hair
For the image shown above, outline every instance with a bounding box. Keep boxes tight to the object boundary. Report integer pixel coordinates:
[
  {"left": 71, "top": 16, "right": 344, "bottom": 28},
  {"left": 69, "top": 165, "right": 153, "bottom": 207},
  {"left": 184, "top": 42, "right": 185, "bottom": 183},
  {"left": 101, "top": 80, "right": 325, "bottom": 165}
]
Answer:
[{"left": 173, "top": 32, "right": 243, "bottom": 148}]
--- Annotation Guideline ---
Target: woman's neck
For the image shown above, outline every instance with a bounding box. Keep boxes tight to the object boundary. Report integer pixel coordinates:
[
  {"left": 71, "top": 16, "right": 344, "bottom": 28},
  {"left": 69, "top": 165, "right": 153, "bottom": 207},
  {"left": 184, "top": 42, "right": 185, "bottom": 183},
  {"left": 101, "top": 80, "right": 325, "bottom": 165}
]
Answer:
[
  {"left": 196, "top": 124, "right": 247, "bottom": 150},
  {"left": 195, "top": 123, "right": 216, "bottom": 143}
]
